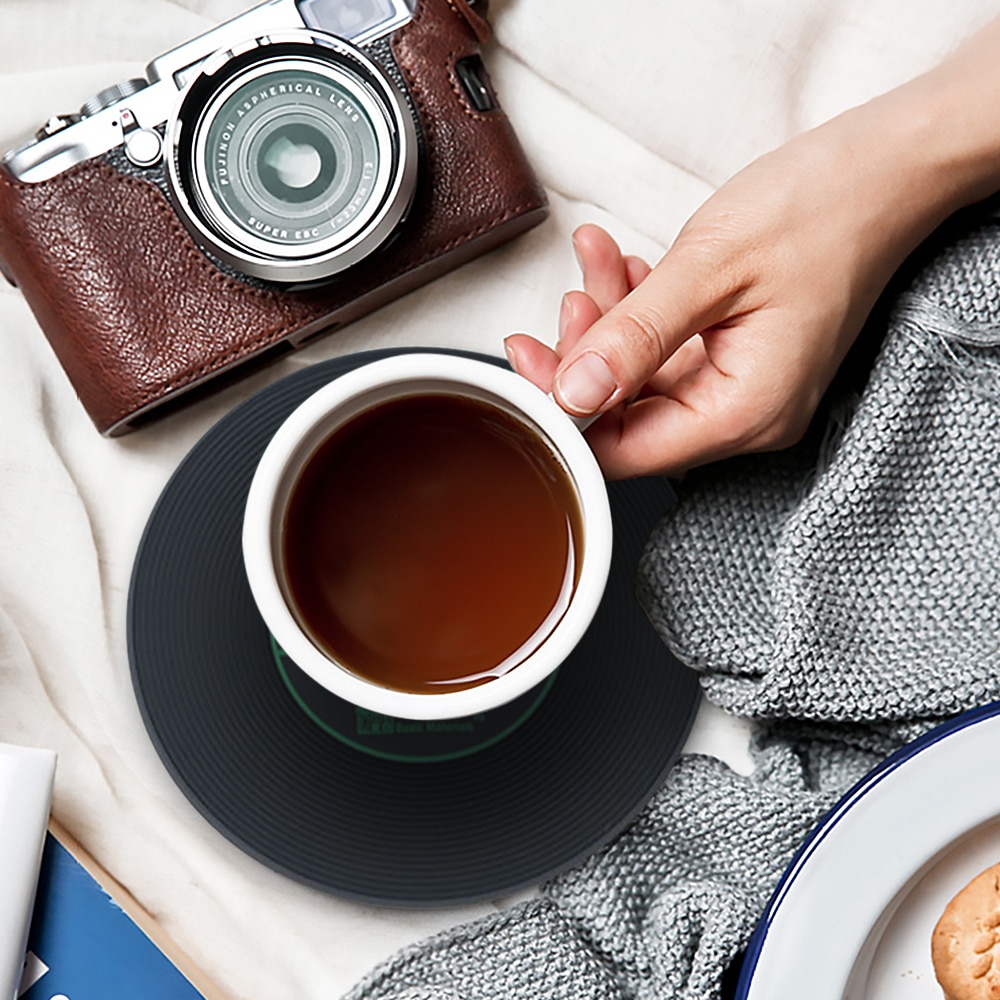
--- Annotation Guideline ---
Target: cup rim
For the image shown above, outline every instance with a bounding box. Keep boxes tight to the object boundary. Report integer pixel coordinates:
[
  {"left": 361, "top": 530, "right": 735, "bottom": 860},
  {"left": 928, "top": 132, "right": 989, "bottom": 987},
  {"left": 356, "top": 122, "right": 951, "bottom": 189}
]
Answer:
[{"left": 242, "top": 353, "right": 613, "bottom": 721}]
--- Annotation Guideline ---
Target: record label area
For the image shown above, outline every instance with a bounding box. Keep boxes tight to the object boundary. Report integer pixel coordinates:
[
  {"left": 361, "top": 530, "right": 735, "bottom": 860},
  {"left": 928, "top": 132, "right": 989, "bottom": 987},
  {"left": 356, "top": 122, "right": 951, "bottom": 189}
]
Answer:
[
  {"left": 127, "top": 349, "right": 701, "bottom": 906},
  {"left": 273, "top": 636, "right": 560, "bottom": 763}
]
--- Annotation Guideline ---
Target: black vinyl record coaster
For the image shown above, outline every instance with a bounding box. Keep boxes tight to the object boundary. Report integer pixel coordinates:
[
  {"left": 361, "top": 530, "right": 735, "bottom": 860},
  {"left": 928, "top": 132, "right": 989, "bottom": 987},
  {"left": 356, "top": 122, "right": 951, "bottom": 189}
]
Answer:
[{"left": 128, "top": 349, "right": 700, "bottom": 906}]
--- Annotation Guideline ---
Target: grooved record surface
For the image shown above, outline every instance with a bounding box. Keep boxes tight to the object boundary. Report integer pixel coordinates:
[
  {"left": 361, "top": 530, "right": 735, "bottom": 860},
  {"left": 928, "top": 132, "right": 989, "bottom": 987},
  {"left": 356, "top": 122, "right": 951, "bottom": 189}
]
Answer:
[{"left": 127, "top": 349, "right": 700, "bottom": 906}]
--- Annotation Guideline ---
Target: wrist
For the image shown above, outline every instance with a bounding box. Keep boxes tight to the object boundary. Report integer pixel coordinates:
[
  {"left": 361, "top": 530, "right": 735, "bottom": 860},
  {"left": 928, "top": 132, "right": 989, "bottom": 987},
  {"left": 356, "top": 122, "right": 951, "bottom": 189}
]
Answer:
[
  {"left": 797, "top": 56, "right": 1000, "bottom": 290},
  {"left": 862, "top": 23, "right": 1000, "bottom": 225}
]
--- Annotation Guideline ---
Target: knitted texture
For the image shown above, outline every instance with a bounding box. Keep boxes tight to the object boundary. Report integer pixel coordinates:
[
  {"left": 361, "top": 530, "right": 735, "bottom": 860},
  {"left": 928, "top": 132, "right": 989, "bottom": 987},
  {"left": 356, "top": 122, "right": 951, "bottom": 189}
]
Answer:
[
  {"left": 642, "top": 206, "right": 1000, "bottom": 729},
  {"left": 343, "top": 202, "right": 1000, "bottom": 1000}
]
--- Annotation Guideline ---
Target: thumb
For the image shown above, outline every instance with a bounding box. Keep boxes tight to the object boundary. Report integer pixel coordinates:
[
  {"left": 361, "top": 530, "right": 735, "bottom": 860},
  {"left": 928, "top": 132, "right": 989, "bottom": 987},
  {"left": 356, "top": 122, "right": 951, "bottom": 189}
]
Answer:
[{"left": 550, "top": 246, "right": 737, "bottom": 416}]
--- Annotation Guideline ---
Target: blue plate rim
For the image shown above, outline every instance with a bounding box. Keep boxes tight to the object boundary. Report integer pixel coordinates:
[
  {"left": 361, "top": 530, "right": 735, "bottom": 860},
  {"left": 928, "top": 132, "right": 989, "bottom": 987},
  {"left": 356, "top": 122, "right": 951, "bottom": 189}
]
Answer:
[{"left": 735, "top": 698, "right": 1000, "bottom": 996}]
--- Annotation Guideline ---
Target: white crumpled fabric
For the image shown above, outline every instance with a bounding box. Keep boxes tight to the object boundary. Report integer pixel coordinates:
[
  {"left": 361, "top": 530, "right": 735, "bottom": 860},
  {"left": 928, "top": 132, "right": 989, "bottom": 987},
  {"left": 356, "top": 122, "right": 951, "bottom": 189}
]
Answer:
[{"left": 0, "top": 1, "right": 997, "bottom": 997}]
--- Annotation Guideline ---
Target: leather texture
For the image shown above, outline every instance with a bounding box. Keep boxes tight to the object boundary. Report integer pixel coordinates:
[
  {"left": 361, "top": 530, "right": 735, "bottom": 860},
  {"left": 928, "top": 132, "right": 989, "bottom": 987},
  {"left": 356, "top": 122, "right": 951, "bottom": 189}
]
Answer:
[{"left": 0, "top": 0, "right": 547, "bottom": 435}]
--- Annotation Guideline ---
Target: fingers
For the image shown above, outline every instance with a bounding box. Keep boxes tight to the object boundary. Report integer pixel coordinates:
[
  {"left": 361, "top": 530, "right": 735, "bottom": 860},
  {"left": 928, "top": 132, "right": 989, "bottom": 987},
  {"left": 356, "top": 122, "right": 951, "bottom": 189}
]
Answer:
[
  {"left": 572, "top": 225, "right": 652, "bottom": 304},
  {"left": 572, "top": 225, "right": 632, "bottom": 312},
  {"left": 507, "top": 331, "right": 753, "bottom": 480},
  {"left": 503, "top": 333, "right": 559, "bottom": 393},
  {"left": 641, "top": 333, "right": 708, "bottom": 397},
  {"left": 586, "top": 366, "right": 743, "bottom": 479},
  {"left": 625, "top": 254, "right": 652, "bottom": 290},
  {"left": 557, "top": 289, "right": 603, "bottom": 355},
  {"left": 509, "top": 223, "right": 755, "bottom": 478},
  {"left": 551, "top": 240, "right": 742, "bottom": 418},
  {"left": 504, "top": 287, "right": 604, "bottom": 390},
  {"left": 544, "top": 226, "right": 661, "bottom": 415}
]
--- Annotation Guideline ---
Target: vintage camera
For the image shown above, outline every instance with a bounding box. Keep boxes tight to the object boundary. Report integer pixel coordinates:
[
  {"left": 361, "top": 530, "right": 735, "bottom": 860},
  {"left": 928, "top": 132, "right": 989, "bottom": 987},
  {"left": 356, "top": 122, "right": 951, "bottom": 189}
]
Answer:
[{"left": 0, "top": 0, "right": 547, "bottom": 433}]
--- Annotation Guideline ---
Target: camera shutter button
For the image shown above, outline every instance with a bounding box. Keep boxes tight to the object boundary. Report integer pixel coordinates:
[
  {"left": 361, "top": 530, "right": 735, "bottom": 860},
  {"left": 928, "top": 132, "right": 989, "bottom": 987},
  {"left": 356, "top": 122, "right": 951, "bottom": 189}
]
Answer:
[
  {"left": 124, "top": 127, "right": 163, "bottom": 167},
  {"left": 119, "top": 108, "right": 163, "bottom": 168}
]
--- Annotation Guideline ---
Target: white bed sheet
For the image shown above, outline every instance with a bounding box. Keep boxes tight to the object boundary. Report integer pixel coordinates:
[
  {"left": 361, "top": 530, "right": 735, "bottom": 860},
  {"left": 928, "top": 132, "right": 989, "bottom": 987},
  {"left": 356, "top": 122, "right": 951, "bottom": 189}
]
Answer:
[{"left": 0, "top": 0, "right": 994, "bottom": 996}]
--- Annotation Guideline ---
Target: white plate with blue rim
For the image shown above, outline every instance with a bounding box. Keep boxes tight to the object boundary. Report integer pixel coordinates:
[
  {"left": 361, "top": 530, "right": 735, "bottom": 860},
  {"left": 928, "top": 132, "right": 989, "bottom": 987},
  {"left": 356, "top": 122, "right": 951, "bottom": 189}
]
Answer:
[{"left": 736, "top": 701, "right": 1000, "bottom": 1000}]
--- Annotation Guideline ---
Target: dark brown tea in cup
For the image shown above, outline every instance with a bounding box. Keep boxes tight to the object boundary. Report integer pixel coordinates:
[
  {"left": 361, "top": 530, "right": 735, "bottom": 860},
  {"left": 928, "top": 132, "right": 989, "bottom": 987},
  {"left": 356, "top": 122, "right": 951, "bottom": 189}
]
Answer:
[{"left": 280, "top": 393, "right": 584, "bottom": 695}]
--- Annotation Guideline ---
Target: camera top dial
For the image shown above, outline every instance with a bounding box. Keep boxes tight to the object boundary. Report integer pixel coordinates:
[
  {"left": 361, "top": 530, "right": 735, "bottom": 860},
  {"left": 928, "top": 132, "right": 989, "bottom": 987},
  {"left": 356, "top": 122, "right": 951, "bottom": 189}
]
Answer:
[{"left": 165, "top": 30, "right": 418, "bottom": 284}]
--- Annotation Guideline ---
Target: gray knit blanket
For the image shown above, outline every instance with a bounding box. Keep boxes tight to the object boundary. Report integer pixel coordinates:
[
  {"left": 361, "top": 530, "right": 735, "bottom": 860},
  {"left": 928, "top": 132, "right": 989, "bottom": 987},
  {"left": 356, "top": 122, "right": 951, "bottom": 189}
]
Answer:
[{"left": 344, "top": 202, "right": 1000, "bottom": 1000}]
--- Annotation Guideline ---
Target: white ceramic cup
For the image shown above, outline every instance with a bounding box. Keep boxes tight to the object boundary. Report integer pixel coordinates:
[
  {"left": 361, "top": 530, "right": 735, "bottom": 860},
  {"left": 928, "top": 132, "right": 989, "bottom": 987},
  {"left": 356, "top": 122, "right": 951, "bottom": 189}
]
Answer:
[{"left": 242, "top": 353, "right": 612, "bottom": 721}]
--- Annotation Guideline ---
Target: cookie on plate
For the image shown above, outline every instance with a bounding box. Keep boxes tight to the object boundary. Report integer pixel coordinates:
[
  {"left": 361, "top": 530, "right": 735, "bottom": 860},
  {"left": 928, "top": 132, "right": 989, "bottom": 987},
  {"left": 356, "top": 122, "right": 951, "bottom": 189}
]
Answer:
[{"left": 932, "top": 861, "right": 1000, "bottom": 1000}]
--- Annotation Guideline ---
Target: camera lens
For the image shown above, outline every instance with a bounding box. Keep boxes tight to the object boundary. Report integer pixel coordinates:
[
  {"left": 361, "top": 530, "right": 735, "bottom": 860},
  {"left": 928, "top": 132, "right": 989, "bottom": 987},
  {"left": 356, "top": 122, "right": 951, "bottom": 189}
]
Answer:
[
  {"left": 199, "top": 67, "right": 382, "bottom": 253},
  {"left": 168, "top": 37, "right": 418, "bottom": 283}
]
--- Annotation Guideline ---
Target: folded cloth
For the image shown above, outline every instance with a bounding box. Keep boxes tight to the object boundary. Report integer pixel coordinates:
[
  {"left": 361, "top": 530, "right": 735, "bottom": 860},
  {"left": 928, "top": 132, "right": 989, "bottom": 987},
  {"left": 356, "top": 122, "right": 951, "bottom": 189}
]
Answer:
[{"left": 342, "top": 199, "right": 1000, "bottom": 1000}]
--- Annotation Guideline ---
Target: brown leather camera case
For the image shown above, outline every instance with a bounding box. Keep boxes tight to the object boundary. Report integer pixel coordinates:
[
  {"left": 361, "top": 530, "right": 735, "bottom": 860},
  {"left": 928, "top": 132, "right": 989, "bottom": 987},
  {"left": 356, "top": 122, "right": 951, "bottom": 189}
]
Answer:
[{"left": 0, "top": 0, "right": 548, "bottom": 434}]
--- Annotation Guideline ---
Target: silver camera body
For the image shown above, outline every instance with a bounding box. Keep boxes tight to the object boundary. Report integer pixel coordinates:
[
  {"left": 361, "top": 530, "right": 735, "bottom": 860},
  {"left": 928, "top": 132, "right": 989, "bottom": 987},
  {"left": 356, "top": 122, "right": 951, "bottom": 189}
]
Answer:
[{"left": 5, "top": 0, "right": 422, "bottom": 284}]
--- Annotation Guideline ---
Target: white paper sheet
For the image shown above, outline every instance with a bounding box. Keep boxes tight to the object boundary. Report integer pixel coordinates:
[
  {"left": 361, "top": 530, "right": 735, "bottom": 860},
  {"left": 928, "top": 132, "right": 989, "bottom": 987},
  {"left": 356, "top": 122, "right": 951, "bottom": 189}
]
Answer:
[{"left": 0, "top": 744, "right": 55, "bottom": 1000}]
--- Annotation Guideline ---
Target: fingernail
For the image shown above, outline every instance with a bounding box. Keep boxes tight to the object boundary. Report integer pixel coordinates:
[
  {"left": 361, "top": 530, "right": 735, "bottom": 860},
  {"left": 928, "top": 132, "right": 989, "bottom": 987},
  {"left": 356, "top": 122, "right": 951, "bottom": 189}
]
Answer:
[
  {"left": 557, "top": 294, "right": 573, "bottom": 344},
  {"left": 503, "top": 337, "right": 521, "bottom": 373},
  {"left": 554, "top": 351, "right": 618, "bottom": 414}
]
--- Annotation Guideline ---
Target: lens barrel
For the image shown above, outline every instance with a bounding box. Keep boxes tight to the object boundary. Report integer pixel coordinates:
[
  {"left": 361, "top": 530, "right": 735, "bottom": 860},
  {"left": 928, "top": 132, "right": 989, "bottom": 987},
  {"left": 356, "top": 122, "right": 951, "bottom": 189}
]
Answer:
[{"left": 166, "top": 33, "right": 418, "bottom": 284}]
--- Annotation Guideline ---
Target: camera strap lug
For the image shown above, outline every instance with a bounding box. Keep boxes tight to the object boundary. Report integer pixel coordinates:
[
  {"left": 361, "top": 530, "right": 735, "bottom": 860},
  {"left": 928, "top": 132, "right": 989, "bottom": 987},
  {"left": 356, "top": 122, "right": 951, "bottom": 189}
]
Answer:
[
  {"left": 35, "top": 115, "right": 80, "bottom": 141},
  {"left": 450, "top": 0, "right": 491, "bottom": 44}
]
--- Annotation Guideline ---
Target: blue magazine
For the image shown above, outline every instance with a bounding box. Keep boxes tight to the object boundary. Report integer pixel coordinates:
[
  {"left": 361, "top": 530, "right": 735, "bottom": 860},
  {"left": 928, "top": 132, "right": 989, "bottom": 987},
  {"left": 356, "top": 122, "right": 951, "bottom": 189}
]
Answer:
[{"left": 21, "top": 828, "right": 222, "bottom": 1000}]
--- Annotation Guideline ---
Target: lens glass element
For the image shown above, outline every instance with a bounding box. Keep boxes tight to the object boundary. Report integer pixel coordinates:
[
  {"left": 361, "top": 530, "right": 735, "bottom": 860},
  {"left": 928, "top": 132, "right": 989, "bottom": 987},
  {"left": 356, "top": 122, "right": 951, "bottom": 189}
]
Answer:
[{"left": 199, "top": 65, "right": 382, "bottom": 253}]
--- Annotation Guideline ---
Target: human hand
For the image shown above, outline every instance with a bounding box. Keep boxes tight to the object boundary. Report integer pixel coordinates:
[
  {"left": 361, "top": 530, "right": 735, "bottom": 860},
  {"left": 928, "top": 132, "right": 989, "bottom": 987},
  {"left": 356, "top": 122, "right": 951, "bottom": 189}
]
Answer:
[
  {"left": 506, "top": 128, "right": 918, "bottom": 479},
  {"left": 505, "top": 40, "right": 1000, "bottom": 480}
]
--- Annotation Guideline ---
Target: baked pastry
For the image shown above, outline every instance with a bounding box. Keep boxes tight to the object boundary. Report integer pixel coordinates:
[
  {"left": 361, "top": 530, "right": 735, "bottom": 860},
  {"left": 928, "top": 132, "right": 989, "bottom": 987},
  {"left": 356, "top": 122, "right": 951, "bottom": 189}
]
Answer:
[{"left": 932, "top": 861, "right": 1000, "bottom": 1000}]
